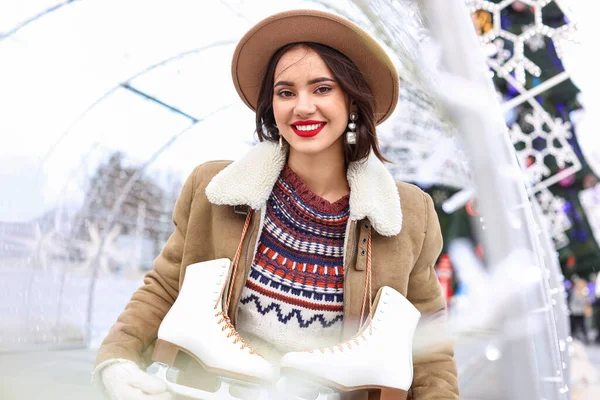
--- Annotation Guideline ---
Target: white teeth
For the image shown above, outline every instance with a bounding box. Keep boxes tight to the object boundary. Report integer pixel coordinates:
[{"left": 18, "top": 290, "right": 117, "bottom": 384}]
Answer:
[{"left": 295, "top": 123, "right": 323, "bottom": 131}]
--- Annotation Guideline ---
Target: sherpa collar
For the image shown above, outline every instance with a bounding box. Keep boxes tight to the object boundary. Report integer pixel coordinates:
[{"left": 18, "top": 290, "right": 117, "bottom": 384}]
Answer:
[{"left": 205, "top": 141, "right": 402, "bottom": 236}]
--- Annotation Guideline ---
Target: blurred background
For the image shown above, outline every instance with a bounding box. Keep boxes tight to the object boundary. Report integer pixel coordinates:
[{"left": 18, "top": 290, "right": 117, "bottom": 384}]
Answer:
[{"left": 1, "top": 0, "right": 599, "bottom": 399}]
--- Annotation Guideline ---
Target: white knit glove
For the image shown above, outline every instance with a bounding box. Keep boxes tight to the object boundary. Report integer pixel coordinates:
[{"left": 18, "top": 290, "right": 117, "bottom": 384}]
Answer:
[{"left": 100, "top": 361, "right": 174, "bottom": 400}]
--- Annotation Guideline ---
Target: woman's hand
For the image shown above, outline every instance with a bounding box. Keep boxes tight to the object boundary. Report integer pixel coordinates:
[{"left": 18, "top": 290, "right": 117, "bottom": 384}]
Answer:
[{"left": 101, "top": 361, "right": 174, "bottom": 400}]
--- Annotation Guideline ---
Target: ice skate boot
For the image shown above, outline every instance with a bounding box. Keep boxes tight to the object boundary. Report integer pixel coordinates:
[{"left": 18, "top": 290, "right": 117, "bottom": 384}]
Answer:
[
  {"left": 152, "top": 211, "right": 275, "bottom": 399},
  {"left": 152, "top": 258, "right": 275, "bottom": 399},
  {"left": 278, "top": 285, "right": 421, "bottom": 400}
]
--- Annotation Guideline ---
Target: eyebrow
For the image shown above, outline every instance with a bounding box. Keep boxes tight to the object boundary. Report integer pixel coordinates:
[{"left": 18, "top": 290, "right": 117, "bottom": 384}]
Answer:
[{"left": 273, "top": 77, "right": 336, "bottom": 88}]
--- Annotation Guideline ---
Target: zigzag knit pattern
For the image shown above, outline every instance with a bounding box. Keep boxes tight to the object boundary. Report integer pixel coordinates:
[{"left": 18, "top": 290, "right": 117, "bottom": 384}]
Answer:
[
  {"left": 236, "top": 165, "right": 349, "bottom": 352},
  {"left": 240, "top": 294, "right": 344, "bottom": 328}
]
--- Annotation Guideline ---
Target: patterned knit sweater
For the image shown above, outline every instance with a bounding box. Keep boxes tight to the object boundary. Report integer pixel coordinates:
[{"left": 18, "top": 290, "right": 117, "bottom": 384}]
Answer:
[{"left": 236, "top": 165, "right": 350, "bottom": 355}]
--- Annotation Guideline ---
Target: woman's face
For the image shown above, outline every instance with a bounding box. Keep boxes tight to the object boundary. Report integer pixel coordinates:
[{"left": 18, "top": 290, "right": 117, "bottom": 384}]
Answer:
[{"left": 272, "top": 46, "right": 350, "bottom": 158}]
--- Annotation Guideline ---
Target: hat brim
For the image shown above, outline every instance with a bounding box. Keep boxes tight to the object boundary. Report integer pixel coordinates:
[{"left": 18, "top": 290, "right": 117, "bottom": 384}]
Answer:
[{"left": 231, "top": 9, "right": 399, "bottom": 125}]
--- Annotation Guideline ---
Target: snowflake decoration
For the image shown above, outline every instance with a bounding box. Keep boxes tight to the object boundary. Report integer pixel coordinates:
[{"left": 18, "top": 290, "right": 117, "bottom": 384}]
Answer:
[
  {"left": 508, "top": 109, "right": 578, "bottom": 191},
  {"left": 11, "top": 223, "right": 68, "bottom": 271},
  {"left": 522, "top": 23, "right": 546, "bottom": 52},
  {"left": 485, "top": 38, "right": 512, "bottom": 64},
  {"left": 467, "top": 0, "right": 577, "bottom": 84},
  {"left": 73, "top": 222, "right": 128, "bottom": 274},
  {"left": 535, "top": 187, "right": 571, "bottom": 248}
]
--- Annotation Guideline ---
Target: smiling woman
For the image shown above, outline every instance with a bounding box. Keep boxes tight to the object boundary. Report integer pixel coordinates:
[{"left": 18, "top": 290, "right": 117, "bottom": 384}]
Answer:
[
  {"left": 257, "top": 42, "right": 386, "bottom": 169},
  {"left": 93, "top": 8, "right": 459, "bottom": 400}
]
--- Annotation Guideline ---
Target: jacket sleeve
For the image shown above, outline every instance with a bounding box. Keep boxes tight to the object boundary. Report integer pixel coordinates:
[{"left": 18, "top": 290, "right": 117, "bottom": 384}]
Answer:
[
  {"left": 94, "top": 164, "right": 200, "bottom": 368},
  {"left": 406, "top": 192, "right": 459, "bottom": 399}
]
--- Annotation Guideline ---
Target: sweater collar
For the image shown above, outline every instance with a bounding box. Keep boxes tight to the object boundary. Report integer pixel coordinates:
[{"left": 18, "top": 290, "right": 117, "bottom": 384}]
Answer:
[
  {"left": 280, "top": 164, "right": 350, "bottom": 215},
  {"left": 205, "top": 141, "right": 402, "bottom": 236}
]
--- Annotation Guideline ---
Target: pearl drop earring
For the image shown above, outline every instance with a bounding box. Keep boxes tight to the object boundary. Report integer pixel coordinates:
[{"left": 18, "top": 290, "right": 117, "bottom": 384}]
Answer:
[{"left": 346, "top": 112, "right": 358, "bottom": 145}]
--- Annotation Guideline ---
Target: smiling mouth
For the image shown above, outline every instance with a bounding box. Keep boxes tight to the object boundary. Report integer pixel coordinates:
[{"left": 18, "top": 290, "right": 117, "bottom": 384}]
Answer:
[{"left": 291, "top": 122, "right": 326, "bottom": 137}]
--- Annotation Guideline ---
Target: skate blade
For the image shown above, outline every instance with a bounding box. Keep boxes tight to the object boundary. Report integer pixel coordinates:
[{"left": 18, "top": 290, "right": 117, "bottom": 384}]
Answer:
[
  {"left": 154, "top": 363, "right": 270, "bottom": 400},
  {"left": 275, "top": 375, "right": 341, "bottom": 400}
]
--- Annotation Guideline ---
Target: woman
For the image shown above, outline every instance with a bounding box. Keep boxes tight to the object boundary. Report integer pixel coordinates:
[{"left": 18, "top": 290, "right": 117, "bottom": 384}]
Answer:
[{"left": 93, "top": 9, "right": 459, "bottom": 400}]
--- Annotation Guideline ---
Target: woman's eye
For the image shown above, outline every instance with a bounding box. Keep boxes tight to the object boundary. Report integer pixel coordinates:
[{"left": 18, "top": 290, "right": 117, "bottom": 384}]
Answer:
[
  {"left": 315, "top": 86, "right": 332, "bottom": 94},
  {"left": 277, "top": 90, "right": 294, "bottom": 98}
]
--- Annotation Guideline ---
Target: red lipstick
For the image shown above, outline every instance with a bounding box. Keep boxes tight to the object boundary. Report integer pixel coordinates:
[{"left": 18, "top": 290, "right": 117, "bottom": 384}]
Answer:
[{"left": 291, "top": 120, "right": 326, "bottom": 138}]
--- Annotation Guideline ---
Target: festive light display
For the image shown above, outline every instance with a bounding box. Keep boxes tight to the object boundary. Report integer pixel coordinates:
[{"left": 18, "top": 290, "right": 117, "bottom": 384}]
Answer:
[
  {"left": 467, "top": 0, "right": 576, "bottom": 84},
  {"left": 508, "top": 108, "right": 579, "bottom": 192}
]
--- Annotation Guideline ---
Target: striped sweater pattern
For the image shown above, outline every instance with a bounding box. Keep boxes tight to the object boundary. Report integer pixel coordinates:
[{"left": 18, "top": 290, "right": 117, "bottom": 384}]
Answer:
[{"left": 236, "top": 165, "right": 350, "bottom": 352}]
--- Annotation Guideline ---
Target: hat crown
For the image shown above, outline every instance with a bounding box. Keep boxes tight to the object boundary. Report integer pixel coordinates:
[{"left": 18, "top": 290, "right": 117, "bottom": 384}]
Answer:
[{"left": 231, "top": 9, "right": 399, "bottom": 125}]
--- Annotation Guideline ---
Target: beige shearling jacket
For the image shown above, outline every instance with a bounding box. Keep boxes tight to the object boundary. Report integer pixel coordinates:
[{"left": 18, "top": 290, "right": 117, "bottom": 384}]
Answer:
[{"left": 94, "top": 141, "right": 459, "bottom": 399}]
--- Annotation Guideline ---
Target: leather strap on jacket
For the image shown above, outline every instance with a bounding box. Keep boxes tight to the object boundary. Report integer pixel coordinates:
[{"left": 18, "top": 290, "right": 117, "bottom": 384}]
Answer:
[
  {"left": 358, "top": 226, "right": 373, "bottom": 330},
  {"left": 217, "top": 209, "right": 254, "bottom": 313}
]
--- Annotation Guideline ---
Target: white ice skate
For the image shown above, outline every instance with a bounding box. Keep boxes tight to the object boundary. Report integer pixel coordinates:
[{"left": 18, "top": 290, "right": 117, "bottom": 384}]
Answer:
[
  {"left": 278, "top": 285, "right": 421, "bottom": 400},
  {"left": 151, "top": 258, "right": 275, "bottom": 399}
]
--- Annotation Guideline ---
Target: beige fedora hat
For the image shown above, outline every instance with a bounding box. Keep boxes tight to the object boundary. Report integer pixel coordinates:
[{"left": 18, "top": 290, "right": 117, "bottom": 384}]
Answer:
[{"left": 231, "top": 9, "right": 399, "bottom": 125}]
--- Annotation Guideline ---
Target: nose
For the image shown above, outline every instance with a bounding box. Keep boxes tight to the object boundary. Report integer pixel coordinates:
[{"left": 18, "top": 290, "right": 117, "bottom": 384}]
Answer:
[{"left": 293, "top": 91, "right": 317, "bottom": 117}]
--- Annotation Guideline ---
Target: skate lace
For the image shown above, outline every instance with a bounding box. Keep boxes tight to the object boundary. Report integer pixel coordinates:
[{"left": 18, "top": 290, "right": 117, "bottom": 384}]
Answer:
[
  {"left": 310, "top": 227, "right": 374, "bottom": 354},
  {"left": 213, "top": 210, "right": 263, "bottom": 358},
  {"left": 214, "top": 310, "right": 262, "bottom": 356}
]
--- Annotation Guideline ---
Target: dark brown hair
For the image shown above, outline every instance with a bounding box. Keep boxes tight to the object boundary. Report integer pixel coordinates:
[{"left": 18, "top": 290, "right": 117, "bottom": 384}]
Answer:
[{"left": 255, "top": 42, "right": 389, "bottom": 164}]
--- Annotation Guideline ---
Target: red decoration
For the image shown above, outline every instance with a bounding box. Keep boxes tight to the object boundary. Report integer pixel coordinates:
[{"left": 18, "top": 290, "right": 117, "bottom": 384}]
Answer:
[
  {"left": 475, "top": 244, "right": 484, "bottom": 260},
  {"left": 466, "top": 199, "right": 479, "bottom": 216},
  {"left": 525, "top": 155, "right": 535, "bottom": 168},
  {"left": 436, "top": 254, "right": 454, "bottom": 303},
  {"left": 558, "top": 168, "right": 576, "bottom": 187}
]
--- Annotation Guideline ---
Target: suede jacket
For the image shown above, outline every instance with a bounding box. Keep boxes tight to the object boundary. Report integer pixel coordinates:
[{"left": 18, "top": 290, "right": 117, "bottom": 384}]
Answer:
[{"left": 94, "top": 141, "right": 460, "bottom": 399}]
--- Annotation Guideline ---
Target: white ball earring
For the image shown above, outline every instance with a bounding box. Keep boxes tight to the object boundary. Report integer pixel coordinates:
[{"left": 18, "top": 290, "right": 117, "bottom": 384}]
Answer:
[{"left": 346, "top": 112, "right": 358, "bottom": 145}]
